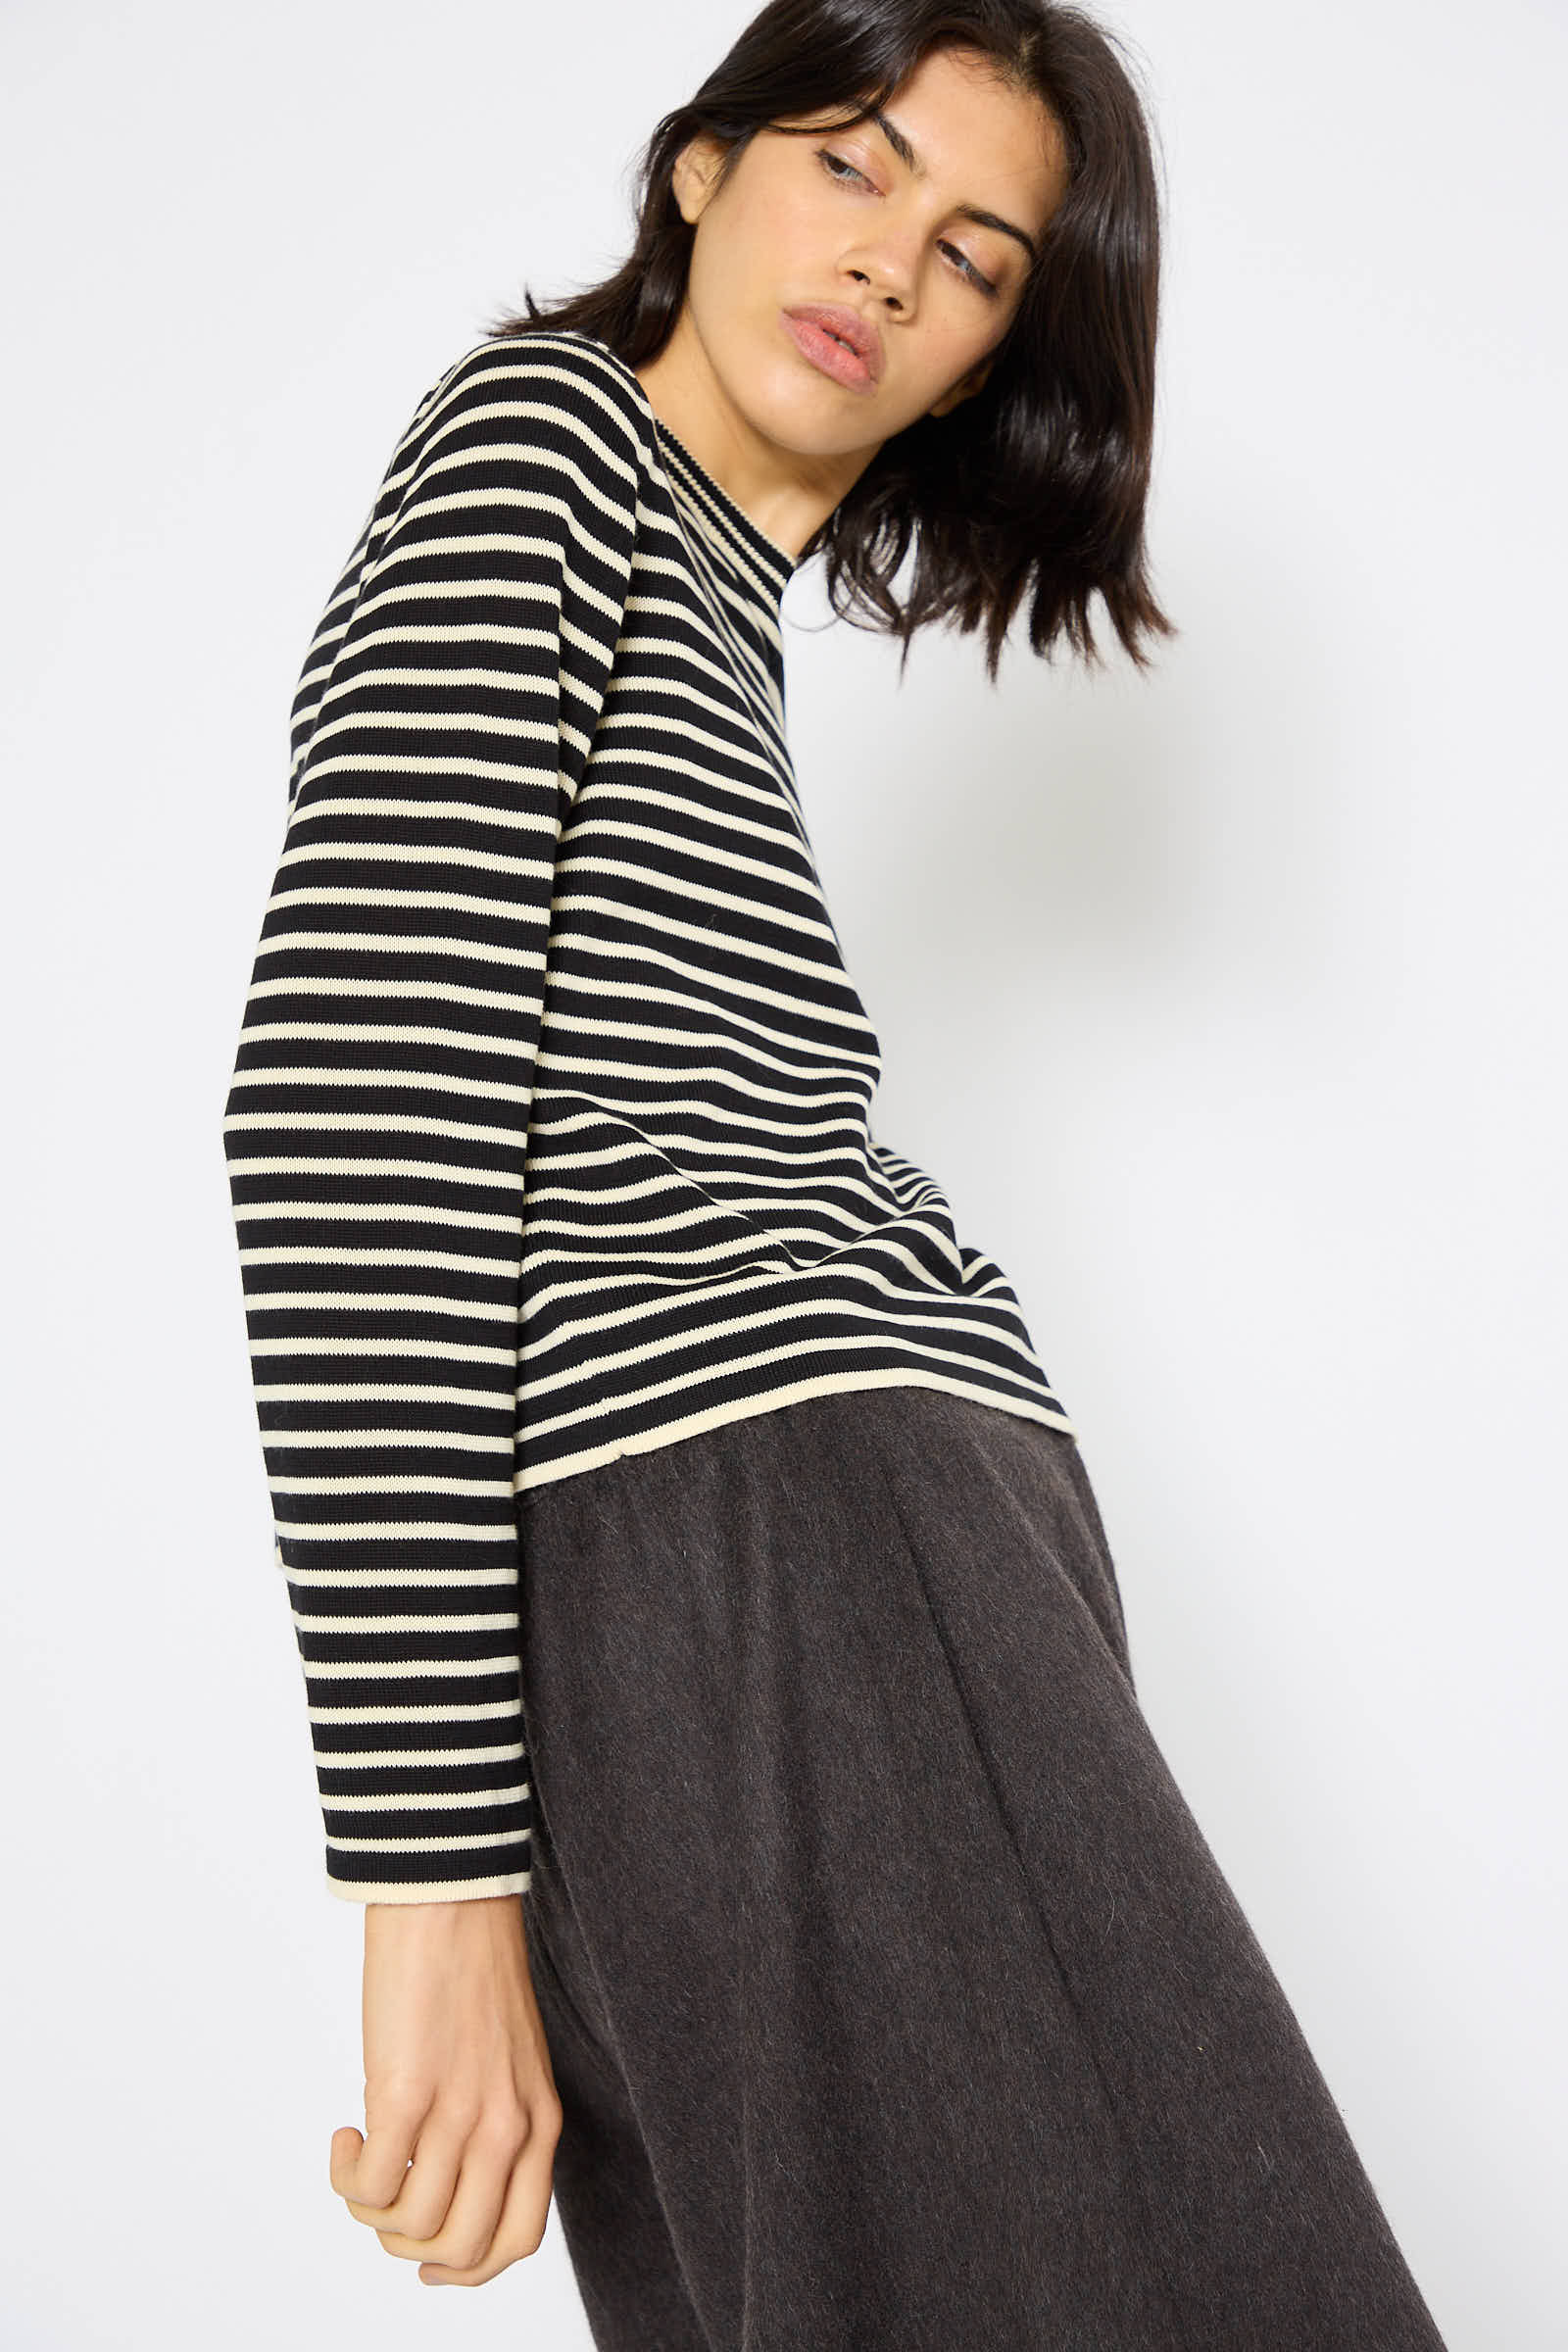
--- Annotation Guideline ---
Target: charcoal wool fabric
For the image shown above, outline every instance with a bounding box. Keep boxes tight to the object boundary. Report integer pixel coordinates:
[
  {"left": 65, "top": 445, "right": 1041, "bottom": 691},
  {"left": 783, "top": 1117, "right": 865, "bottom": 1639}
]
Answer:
[
  {"left": 517, "top": 1383, "right": 1448, "bottom": 2352},
  {"left": 221, "top": 328, "right": 1074, "bottom": 1901}
]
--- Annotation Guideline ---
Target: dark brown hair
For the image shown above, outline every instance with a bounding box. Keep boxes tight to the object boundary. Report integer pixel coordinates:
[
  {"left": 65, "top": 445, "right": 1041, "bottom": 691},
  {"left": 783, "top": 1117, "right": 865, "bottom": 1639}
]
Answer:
[{"left": 485, "top": 0, "right": 1176, "bottom": 682}]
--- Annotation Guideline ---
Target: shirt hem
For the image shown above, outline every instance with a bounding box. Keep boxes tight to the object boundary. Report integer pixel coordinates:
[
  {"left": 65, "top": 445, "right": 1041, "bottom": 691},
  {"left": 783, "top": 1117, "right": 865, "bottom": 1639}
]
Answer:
[{"left": 515, "top": 1368, "right": 1076, "bottom": 1499}]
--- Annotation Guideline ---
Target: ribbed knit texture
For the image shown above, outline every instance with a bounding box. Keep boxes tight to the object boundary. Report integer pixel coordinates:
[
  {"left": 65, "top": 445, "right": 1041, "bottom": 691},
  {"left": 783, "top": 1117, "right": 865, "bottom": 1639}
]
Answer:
[{"left": 223, "top": 328, "right": 1074, "bottom": 1901}]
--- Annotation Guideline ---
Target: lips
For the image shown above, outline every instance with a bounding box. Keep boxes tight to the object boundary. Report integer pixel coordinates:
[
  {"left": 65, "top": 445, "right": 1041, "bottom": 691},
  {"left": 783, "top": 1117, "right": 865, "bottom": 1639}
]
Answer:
[{"left": 783, "top": 303, "right": 883, "bottom": 384}]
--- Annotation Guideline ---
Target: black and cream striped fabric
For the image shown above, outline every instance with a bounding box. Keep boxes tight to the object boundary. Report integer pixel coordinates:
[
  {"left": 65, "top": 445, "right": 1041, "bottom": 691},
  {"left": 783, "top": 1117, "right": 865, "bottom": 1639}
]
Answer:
[{"left": 223, "top": 327, "right": 1075, "bottom": 1902}]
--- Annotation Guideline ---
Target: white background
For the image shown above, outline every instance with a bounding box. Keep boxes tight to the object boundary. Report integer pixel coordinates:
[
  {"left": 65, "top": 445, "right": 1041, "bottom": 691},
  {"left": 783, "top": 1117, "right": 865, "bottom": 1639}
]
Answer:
[{"left": 3, "top": 0, "right": 1562, "bottom": 2343}]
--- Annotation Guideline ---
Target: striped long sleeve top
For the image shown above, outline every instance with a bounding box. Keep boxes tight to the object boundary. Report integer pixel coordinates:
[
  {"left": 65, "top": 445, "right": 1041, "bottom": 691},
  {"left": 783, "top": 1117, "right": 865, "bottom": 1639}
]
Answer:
[{"left": 223, "top": 326, "right": 1075, "bottom": 1903}]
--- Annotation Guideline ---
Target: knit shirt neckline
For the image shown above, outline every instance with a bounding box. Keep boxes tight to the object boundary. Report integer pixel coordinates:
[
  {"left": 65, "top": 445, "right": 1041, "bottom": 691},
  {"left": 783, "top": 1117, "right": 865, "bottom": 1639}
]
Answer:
[
  {"left": 650, "top": 413, "right": 802, "bottom": 607},
  {"left": 567, "top": 332, "right": 805, "bottom": 606},
  {"left": 639, "top": 419, "right": 803, "bottom": 612}
]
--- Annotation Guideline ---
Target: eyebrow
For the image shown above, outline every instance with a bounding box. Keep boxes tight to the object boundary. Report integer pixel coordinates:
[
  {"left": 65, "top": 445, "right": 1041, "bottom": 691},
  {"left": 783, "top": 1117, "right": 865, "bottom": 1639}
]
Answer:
[{"left": 866, "top": 107, "right": 1040, "bottom": 266}]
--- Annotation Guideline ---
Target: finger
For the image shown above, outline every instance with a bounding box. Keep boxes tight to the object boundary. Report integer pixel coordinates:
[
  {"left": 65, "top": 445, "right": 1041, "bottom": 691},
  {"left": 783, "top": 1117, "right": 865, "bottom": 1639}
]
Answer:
[
  {"left": 353, "top": 2125, "right": 466, "bottom": 2247},
  {"left": 385, "top": 2124, "right": 515, "bottom": 2277},
  {"left": 328, "top": 2106, "right": 422, "bottom": 2218},
  {"left": 417, "top": 2118, "right": 560, "bottom": 2288}
]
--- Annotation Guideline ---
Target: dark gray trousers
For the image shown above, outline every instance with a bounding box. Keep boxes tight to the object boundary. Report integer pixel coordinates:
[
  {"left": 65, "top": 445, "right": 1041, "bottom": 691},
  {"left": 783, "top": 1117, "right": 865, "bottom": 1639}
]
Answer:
[{"left": 516, "top": 1383, "right": 1447, "bottom": 2350}]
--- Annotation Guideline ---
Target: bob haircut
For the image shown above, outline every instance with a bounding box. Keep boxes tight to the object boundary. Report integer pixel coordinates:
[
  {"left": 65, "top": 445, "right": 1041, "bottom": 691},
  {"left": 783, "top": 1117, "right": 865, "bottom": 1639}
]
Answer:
[{"left": 486, "top": 0, "right": 1175, "bottom": 683}]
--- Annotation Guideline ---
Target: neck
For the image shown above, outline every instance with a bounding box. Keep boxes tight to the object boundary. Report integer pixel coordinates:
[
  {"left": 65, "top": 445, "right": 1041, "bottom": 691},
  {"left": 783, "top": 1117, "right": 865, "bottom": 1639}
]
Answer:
[{"left": 632, "top": 312, "right": 866, "bottom": 561}]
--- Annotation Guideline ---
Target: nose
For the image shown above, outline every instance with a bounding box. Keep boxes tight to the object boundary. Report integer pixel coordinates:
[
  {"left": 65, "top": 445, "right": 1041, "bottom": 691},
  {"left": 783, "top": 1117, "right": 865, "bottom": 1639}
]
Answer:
[{"left": 846, "top": 259, "right": 907, "bottom": 315}]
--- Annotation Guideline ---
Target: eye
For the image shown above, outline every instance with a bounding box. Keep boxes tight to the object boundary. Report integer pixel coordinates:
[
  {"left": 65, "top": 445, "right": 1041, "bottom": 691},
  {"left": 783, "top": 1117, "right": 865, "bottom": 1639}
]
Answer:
[
  {"left": 812, "top": 147, "right": 999, "bottom": 297},
  {"left": 816, "top": 146, "right": 868, "bottom": 189}
]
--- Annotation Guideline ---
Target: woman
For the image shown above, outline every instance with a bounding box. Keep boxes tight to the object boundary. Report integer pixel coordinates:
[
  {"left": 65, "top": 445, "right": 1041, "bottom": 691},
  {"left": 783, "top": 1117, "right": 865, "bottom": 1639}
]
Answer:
[{"left": 221, "top": 0, "right": 1450, "bottom": 2342}]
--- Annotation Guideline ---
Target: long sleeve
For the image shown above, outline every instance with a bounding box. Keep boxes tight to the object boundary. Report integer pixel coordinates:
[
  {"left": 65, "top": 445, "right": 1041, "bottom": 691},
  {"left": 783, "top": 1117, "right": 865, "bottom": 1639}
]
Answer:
[{"left": 222, "top": 337, "right": 642, "bottom": 1901}]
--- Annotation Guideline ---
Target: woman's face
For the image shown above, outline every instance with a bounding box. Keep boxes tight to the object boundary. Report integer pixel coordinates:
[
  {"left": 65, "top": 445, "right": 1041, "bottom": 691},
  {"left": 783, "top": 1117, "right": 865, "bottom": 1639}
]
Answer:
[{"left": 640, "top": 44, "right": 1070, "bottom": 540}]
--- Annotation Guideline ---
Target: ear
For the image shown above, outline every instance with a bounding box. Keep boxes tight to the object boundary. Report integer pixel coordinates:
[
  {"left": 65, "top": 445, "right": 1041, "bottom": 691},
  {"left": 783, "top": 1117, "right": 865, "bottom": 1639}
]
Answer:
[
  {"left": 927, "top": 356, "right": 995, "bottom": 419},
  {"left": 670, "top": 132, "right": 728, "bottom": 226}
]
